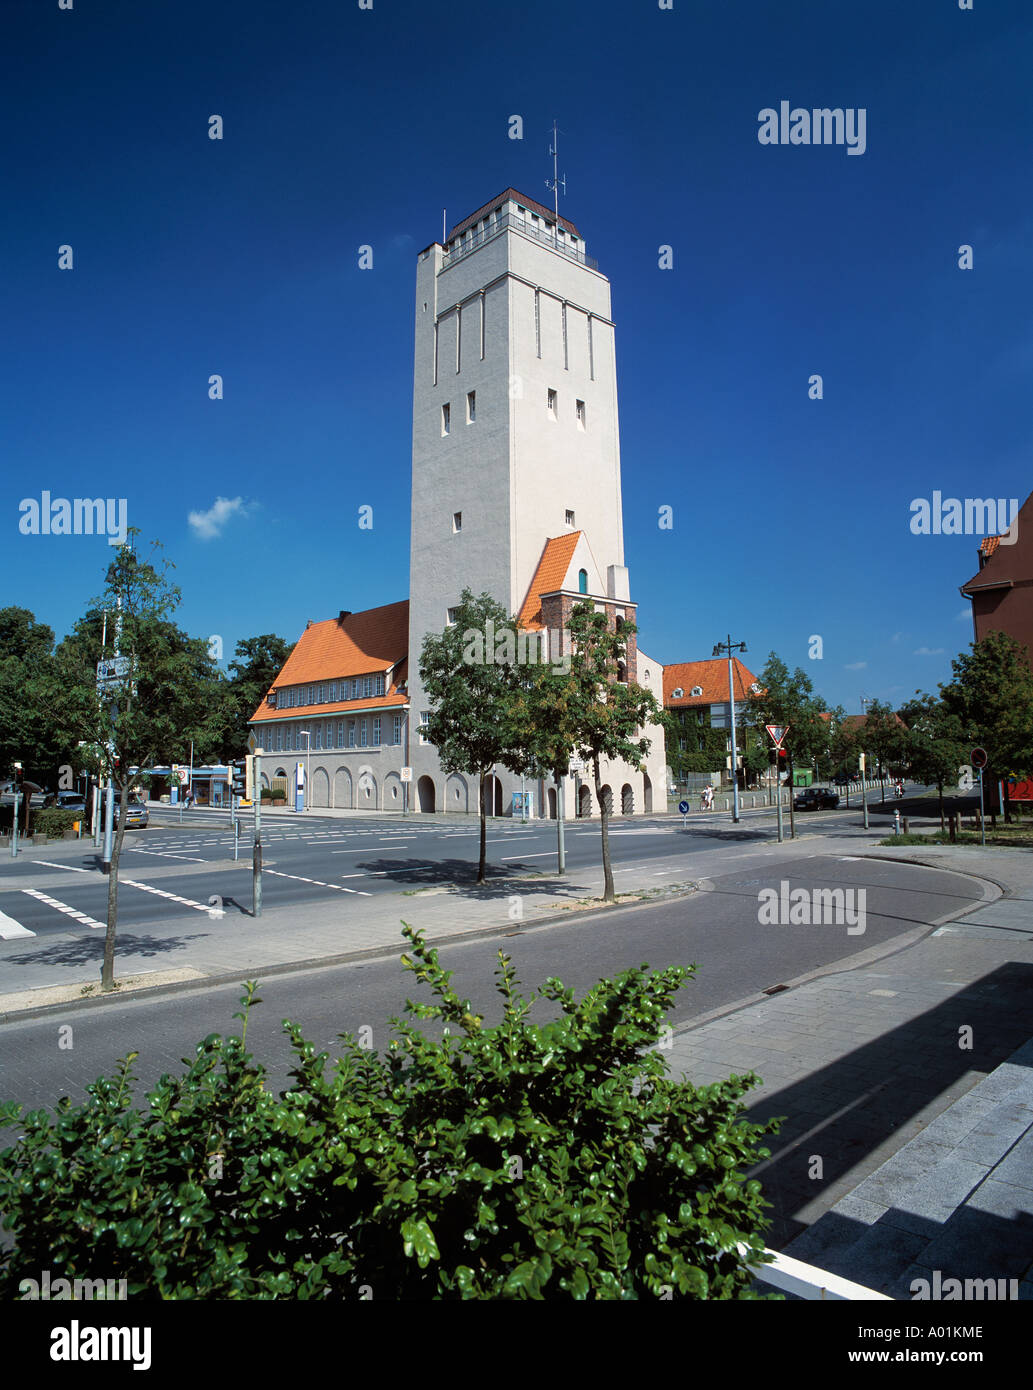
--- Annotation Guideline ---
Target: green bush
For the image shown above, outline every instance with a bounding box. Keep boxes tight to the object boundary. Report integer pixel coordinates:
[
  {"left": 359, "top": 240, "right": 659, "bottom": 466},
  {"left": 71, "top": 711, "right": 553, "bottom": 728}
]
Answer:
[
  {"left": 30, "top": 806, "right": 81, "bottom": 838},
  {"left": 0, "top": 926, "right": 779, "bottom": 1300},
  {"left": 260, "top": 787, "right": 276, "bottom": 801}
]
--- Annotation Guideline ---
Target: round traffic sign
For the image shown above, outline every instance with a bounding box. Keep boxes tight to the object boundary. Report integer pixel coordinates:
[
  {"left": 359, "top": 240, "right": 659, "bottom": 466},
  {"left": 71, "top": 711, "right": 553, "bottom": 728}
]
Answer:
[
  {"left": 678, "top": 800, "right": 690, "bottom": 815},
  {"left": 971, "top": 747, "right": 988, "bottom": 769}
]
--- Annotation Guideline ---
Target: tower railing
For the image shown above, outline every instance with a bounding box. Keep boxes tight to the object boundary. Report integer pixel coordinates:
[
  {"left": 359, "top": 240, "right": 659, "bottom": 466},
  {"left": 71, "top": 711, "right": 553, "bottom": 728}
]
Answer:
[{"left": 440, "top": 212, "right": 598, "bottom": 272}]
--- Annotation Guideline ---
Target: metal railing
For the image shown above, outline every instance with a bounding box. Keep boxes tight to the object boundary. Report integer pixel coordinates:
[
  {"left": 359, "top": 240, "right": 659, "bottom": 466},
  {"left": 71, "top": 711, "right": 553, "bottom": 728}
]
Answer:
[{"left": 440, "top": 211, "right": 598, "bottom": 272}]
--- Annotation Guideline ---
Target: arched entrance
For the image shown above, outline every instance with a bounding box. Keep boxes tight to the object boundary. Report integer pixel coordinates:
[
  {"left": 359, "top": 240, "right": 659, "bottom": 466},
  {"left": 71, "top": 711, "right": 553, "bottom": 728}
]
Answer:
[
  {"left": 578, "top": 784, "right": 592, "bottom": 818},
  {"left": 489, "top": 775, "right": 504, "bottom": 816},
  {"left": 621, "top": 783, "right": 634, "bottom": 814},
  {"left": 446, "top": 774, "right": 469, "bottom": 812},
  {"left": 357, "top": 772, "right": 378, "bottom": 809},
  {"left": 643, "top": 770, "right": 653, "bottom": 813},
  {"left": 334, "top": 768, "right": 353, "bottom": 809},
  {"left": 547, "top": 786, "right": 557, "bottom": 819},
  {"left": 311, "top": 767, "right": 330, "bottom": 809},
  {"left": 417, "top": 775, "right": 436, "bottom": 813}
]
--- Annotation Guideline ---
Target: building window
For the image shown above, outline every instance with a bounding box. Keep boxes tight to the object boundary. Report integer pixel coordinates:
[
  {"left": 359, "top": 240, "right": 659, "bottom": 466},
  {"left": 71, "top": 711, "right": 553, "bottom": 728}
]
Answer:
[
  {"left": 327, "top": 721, "right": 334, "bottom": 746},
  {"left": 373, "top": 717, "right": 381, "bottom": 747},
  {"left": 548, "top": 388, "right": 557, "bottom": 417},
  {"left": 329, "top": 680, "right": 337, "bottom": 701},
  {"left": 420, "top": 711, "right": 431, "bottom": 745},
  {"left": 467, "top": 391, "right": 475, "bottom": 423},
  {"left": 447, "top": 607, "right": 460, "bottom": 626},
  {"left": 337, "top": 720, "right": 344, "bottom": 748},
  {"left": 275, "top": 727, "right": 282, "bottom": 751},
  {"left": 453, "top": 511, "right": 462, "bottom": 533},
  {"left": 392, "top": 714, "right": 402, "bottom": 746},
  {"left": 318, "top": 684, "right": 325, "bottom": 703},
  {"left": 376, "top": 673, "right": 385, "bottom": 696},
  {"left": 360, "top": 719, "right": 368, "bottom": 748},
  {"left": 442, "top": 403, "right": 450, "bottom": 435},
  {"left": 576, "top": 399, "right": 586, "bottom": 429},
  {"left": 565, "top": 509, "right": 575, "bottom": 526},
  {"left": 314, "top": 726, "right": 322, "bottom": 750},
  {"left": 364, "top": 675, "right": 373, "bottom": 698},
  {"left": 348, "top": 721, "right": 356, "bottom": 747},
  {"left": 578, "top": 568, "right": 588, "bottom": 595}
]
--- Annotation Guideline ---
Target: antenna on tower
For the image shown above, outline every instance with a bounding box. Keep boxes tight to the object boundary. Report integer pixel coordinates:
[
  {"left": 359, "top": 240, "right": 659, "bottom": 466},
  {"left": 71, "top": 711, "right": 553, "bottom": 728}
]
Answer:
[{"left": 545, "top": 120, "right": 566, "bottom": 222}]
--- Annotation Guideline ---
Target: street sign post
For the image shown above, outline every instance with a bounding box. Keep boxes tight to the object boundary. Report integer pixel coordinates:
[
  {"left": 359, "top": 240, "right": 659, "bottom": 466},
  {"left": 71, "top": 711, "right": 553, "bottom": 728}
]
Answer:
[
  {"left": 678, "top": 798, "right": 690, "bottom": 829},
  {"left": 766, "top": 725, "right": 790, "bottom": 843}
]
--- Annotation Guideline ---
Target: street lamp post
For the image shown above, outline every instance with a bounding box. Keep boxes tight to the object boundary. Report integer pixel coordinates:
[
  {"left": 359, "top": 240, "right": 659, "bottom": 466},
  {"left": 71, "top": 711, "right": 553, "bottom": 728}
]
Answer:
[{"left": 713, "top": 635, "right": 748, "bottom": 824}]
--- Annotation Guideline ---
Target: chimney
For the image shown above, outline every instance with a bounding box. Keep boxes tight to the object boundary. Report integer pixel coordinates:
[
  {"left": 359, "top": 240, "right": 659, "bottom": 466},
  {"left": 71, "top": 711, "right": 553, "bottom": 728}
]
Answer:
[{"left": 338, "top": 610, "right": 352, "bottom": 625}]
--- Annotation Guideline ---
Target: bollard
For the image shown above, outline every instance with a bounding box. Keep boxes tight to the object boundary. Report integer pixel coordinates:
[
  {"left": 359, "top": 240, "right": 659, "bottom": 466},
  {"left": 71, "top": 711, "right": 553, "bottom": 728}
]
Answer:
[
  {"left": 902, "top": 817, "right": 909, "bottom": 835},
  {"left": 893, "top": 809, "right": 902, "bottom": 836}
]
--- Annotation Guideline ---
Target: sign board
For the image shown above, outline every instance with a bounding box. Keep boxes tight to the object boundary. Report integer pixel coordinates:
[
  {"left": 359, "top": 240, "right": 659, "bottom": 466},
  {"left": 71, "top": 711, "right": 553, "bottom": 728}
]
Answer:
[
  {"left": 971, "top": 747, "right": 988, "bottom": 770},
  {"left": 96, "top": 656, "right": 130, "bottom": 684},
  {"left": 400, "top": 767, "right": 413, "bottom": 783},
  {"left": 678, "top": 800, "right": 690, "bottom": 815},
  {"left": 247, "top": 731, "right": 258, "bottom": 753},
  {"left": 570, "top": 759, "right": 584, "bottom": 773},
  {"left": 765, "top": 725, "right": 789, "bottom": 748},
  {"left": 295, "top": 762, "right": 305, "bottom": 789},
  {"left": 174, "top": 766, "right": 189, "bottom": 785}
]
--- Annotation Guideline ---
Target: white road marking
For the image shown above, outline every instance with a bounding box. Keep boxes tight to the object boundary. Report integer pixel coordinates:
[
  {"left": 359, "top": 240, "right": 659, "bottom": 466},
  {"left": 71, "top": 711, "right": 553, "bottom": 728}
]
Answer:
[
  {"left": 120, "top": 878, "right": 216, "bottom": 914},
  {"left": 31, "top": 861, "right": 96, "bottom": 873},
  {"left": 501, "top": 852, "right": 556, "bottom": 860},
  {"left": 0, "top": 907, "right": 35, "bottom": 937},
  {"left": 20, "top": 888, "right": 106, "bottom": 930},
  {"left": 364, "top": 864, "right": 436, "bottom": 876},
  {"left": 264, "top": 868, "right": 371, "bottom": 896},
  {"left": 125, "top": 848, "right": 205, "bottom": 863}
]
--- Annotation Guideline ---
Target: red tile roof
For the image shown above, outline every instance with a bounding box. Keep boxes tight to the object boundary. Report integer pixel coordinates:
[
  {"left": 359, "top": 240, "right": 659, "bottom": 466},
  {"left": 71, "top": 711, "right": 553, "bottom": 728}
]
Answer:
[
  {"left": 447, "top": 189, "right": 582, "bottom": 241},
  {"left": 663, "top": 658, "right": 759, "bottom": 707},
  {"left": 516, "top": 533, "right": 583, "bottom": 629},
  {"left": 249, "top": 602, "right": 408, "bottom": 724}
]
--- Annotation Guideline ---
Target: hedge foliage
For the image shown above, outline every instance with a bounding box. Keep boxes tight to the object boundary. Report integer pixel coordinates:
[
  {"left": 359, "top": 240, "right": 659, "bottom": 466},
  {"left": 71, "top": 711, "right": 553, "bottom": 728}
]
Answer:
[{"left": 0, "top": 925, "right": 779, "bottom": 1300}]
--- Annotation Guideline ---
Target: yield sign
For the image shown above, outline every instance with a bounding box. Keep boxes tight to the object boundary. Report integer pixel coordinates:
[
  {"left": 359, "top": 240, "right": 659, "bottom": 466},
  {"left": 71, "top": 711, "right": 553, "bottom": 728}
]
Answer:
[{"left": 766, "top": 724, "right": 789, "bottom": 748}]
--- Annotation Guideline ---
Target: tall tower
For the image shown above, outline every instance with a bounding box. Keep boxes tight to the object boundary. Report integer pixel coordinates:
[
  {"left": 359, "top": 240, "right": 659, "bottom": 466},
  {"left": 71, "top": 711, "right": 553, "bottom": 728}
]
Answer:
[{"left": 405, "top": 189, "right": 664, "bottom": 813}]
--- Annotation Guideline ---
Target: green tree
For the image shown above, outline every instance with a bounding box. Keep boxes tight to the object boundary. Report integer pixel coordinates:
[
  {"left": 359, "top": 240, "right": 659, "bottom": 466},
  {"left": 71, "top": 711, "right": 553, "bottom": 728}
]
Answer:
[
  {"left": 0, "top": 607, "right": 69, "bottom": 797},
  {"left": 937, "top": 632, "right": 1033, "bottom": 820},
  {"left": 521, "top": 603, "right": 668, "bottom": 902},
  {"left": 747, "top": 654, "right": 832, "bottom": 837},
  {"left": 856, "top": 700, "right": 909, "bottom": 781},
  {"left": 48, "top": 539, "right": 221, "bottom": 990},
  {"left": 418, "top": 590, "right": 533, "bottom": 883},
  {"left": 900, "top": 693, "right": 968, "bottom": 828},
  {"left": 222, "top": 634, "right": 296, "bottom": 759}
]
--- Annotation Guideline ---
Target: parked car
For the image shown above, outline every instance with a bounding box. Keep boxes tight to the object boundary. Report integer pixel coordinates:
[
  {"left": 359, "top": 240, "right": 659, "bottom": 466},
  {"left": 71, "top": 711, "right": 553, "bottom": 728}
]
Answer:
[
  {"left": 833, "top": 773, "right": 856, "bottom": 786},
  {"left": 44, "top": 791, "right": 88, "bottom": 815},
  {"left": 100, "top": 797, "right": 149, "bottom": 829},
  {"left": 794, "top": 787, "right": 840, "bottom": 811}
]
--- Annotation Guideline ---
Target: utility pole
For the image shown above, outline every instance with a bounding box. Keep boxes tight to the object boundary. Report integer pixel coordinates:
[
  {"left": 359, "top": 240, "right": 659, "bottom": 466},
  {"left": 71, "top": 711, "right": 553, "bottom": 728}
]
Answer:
[
  {"left": 713, "top": 635, "right": 748, "bottom": 824},
  {"left": 252, "top": 749, "right": 263, "bottom": 917}
]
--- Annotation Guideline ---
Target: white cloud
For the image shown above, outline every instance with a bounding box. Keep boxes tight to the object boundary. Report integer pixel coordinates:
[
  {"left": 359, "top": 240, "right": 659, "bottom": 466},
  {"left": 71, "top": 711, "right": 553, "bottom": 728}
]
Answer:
[
  {"left": 956, "top": 607, "right": 972, "bottom": 622},
  {"left": 913, "top": 646, "right": 945, "bottom": 656},
  {"left": 188, "top": 496, "right": 247, "bottom": 541},
  {"left": 844, "top": 661, "right": 867, "bottom": 670}
]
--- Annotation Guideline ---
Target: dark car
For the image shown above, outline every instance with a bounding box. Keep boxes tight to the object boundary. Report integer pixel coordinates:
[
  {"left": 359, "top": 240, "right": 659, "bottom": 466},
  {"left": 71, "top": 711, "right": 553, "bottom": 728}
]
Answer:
[
  {"left": 833, "top": 773, "right": 856, "bottom": 786},
  {"left": 99, "top": 797, "right": 149, "bottom": 829},
  {"left": 45, "top": 791, "right": 88, "bottom": 814},
  {"left": 794, "top": 787, "right": 840, "bottom": 811}
]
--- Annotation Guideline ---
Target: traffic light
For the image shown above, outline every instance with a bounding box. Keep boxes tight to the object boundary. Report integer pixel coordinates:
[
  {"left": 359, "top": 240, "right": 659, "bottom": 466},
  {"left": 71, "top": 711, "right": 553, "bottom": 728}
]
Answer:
[{"left": 230, "top": 759, "right": 247, "bottom": 796}]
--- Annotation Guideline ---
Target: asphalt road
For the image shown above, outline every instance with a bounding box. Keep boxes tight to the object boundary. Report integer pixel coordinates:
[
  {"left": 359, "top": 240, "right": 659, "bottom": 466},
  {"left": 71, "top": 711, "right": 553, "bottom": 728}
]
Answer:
[
  {"left": 0, "top": 852, "right": 982, "bottom": 1118},
  {"left": 0, "top": 790, "right": 944, "bottom": 939}
]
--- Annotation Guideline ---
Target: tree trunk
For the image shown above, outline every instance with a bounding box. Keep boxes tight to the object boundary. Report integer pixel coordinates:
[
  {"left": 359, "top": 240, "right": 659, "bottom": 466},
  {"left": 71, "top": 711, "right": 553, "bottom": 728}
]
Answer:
[
  {"left": 478, "top": 771, "right": 487, "bottom": 883},
  {"left": 938, "top": 782, "right": 944, "bottom": 832},
  {"left": 593, "top": 759, "right": 615, "bottom": 902},
  {"left": 101, "top": 781, "right": 129, "bottom": 992}
]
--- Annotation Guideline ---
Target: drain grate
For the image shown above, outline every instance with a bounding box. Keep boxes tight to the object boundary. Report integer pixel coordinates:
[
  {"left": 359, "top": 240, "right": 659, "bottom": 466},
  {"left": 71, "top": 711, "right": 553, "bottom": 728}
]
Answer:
[{"left": 763, "top": 983, "right": 789, "bottom": 995}]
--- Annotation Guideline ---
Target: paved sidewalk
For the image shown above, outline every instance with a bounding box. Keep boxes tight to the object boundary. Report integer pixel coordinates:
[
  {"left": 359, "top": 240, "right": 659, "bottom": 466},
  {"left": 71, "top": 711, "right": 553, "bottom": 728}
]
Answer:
[{"left": 664, "top": 843, "right": 1033, "bottom": 1293}]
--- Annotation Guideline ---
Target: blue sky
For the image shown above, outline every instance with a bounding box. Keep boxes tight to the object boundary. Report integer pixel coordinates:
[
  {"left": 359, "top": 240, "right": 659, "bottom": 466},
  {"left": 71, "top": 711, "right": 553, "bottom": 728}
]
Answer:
[{"left": 3, "top": 0, "right": 1030, "bottom": 713}]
